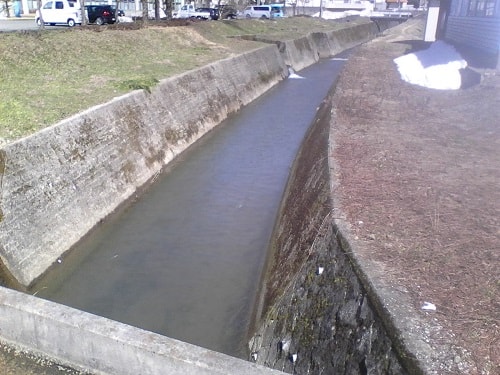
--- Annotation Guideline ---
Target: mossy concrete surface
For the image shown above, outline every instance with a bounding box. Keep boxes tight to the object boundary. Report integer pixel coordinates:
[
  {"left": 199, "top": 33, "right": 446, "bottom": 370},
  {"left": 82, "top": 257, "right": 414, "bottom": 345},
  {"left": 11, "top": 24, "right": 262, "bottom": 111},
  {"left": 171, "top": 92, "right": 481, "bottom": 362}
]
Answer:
[
  {"left": 249, "top": 86, "right": 406, "bottom": 374},
  {"left": 0, "top": 18, "right": 395, "bottom": 374}
]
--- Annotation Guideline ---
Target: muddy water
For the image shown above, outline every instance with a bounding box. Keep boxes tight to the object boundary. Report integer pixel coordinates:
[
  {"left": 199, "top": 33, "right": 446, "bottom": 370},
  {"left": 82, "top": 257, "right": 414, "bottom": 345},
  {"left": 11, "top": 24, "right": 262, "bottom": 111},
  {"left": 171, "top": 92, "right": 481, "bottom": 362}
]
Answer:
[{"left": 32, "top": 53, "right": 349, "bottom": 359}]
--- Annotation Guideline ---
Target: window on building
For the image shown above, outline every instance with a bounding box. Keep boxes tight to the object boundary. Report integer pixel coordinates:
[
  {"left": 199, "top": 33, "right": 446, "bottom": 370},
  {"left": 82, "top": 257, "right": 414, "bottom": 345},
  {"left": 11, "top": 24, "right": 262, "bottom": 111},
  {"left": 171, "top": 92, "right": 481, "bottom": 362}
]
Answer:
[{"left": 468, "top": 0, "right": 497, "bottom": 16}]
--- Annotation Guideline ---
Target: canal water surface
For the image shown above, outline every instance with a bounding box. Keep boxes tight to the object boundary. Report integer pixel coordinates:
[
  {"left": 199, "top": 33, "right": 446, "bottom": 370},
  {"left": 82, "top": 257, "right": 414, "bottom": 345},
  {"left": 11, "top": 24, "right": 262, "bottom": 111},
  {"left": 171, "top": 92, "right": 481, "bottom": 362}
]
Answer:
[{"left": 32, "top": 53, "right": 350, "bottom": 359}]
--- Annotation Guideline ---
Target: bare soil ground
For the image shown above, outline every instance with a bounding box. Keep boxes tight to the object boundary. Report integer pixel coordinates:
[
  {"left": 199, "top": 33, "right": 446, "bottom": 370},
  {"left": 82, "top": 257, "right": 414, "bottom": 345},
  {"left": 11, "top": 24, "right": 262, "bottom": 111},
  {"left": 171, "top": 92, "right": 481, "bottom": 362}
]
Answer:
[{"left": 331, "top": 18, "right": 499, "bottom": 374}]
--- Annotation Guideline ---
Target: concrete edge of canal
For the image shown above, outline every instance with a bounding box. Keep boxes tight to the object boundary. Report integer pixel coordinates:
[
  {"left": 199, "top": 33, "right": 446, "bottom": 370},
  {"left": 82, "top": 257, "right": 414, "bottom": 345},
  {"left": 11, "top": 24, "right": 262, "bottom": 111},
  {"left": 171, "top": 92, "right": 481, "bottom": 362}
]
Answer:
[
  {"left": 0, "top": 18, "right": 406, "bottom": 374},
  {"left": 249, "top": 77, "right": 411, "bottom": 374},
  {"left": 0, "top": 286, "right": 285, "bottom": 375}
]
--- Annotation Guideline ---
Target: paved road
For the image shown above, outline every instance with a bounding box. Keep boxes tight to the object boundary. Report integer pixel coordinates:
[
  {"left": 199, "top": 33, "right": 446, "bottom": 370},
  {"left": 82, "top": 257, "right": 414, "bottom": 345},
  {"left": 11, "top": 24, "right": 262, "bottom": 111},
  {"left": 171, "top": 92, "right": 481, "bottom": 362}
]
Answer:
[
  {"left": 0, "top": 17, "right": 68, "bottom": 31},
  {"left": 0, "top": 18, "right": 35, "bottom": 31}
]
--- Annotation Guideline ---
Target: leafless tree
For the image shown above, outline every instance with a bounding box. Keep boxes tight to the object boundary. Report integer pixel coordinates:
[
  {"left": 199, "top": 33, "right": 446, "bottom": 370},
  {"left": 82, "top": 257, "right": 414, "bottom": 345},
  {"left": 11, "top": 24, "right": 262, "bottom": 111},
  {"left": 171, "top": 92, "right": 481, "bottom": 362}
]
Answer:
[
  {"left": 1, "top": 0, "right": 10, "bottom": 17},
  {"left": 154, "top": 0, "right": 160, "bottom": 20},
  {"left": 142, "top": 0, "right": 148, "bottom": 24},
  {"left": 216, "top": 0, "right": 222, "bottom": 19},
  {"left": 36, "top": 0, "right": 44, "bottom": 29},
  {"left": 164, "top": 0, "right": 174, "bottom": 19},
  {"left": 115, "top": 0, "right": 121, "bottom": 22},
  {"left": 79, "top": 0, "right": 87, "bottom": 25}
]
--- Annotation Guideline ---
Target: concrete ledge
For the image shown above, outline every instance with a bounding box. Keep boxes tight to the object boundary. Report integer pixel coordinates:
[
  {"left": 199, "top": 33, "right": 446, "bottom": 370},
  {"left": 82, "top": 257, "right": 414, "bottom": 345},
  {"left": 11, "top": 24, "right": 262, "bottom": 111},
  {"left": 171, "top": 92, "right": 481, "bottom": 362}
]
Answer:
[
  {"left": 0, "top": 286, "right": 283, "bottom": 375},
  {"left": 332, "top": 225, "right": 429, "bottom": 375}
]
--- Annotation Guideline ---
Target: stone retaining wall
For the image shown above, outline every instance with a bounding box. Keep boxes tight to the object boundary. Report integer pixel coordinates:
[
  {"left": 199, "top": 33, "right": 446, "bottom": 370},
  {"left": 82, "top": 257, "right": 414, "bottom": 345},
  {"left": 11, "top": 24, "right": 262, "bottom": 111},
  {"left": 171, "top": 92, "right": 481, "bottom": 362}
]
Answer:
[{"left": 249, "top": 87, "right": 407, "bottom": 374}]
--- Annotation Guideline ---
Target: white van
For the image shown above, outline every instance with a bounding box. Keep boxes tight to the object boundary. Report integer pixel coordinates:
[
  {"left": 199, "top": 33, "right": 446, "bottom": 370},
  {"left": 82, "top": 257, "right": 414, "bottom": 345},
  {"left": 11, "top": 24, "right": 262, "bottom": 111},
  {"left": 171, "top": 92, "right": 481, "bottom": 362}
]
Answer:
[
  {"left": 35, "top": 0, "right": 82, "bottom": 27},
  {"left": 243, "top": 5, "right": 274, "bottom": 19}
]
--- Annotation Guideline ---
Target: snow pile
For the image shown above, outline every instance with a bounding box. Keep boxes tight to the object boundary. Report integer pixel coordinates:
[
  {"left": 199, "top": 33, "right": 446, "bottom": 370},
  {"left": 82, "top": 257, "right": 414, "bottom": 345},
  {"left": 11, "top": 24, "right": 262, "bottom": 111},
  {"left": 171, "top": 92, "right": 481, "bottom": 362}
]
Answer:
[
  {"left": 312, "top": 8, "right": 373, "bottom": 19},
  {"left": 394, "top": 41, "right": 467, "bottom": 90},
  {"left": 288, "top": 67, "right": 305, "bottom": 79},
  {"left": 118, "top": 15, "right": 134, "bottom": 23}
]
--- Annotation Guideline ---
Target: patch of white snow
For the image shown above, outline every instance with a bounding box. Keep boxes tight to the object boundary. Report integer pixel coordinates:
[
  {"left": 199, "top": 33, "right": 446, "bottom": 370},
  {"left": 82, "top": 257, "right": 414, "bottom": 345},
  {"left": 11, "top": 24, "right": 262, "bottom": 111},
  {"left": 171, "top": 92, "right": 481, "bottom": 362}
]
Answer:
[{"left": 393, "top": 41, "right": 467, "bottom": 90}]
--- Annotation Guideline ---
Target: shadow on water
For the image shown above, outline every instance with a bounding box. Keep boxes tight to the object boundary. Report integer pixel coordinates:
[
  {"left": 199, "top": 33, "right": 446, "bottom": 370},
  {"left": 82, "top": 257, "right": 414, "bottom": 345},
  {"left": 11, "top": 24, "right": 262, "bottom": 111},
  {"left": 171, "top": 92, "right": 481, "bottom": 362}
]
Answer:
[{"left": 31, "top": 51, "right": 351, "bottom": 359}]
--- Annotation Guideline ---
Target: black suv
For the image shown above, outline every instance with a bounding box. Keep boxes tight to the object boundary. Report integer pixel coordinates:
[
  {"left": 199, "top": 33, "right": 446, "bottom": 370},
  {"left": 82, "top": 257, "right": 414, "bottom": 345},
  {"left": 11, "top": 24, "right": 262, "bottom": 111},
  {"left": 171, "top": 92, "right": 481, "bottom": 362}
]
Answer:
[
  {"left": 84, "top": 5, "right": 116, "bottom": 25},
  {"left": 210, "top": 6, "right": 238, "bottom": 20}
]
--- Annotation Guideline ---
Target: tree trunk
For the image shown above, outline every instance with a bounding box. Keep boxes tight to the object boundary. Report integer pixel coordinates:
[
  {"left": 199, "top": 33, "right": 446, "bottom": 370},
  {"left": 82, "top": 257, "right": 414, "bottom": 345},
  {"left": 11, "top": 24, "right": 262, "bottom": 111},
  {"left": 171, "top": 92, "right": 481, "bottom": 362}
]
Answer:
[
  {"left": 2, "top": 0, "right": 10, "bottom": 17},
  {"left": 164, "top": 0, "right": 173, "bottom": 19},
  {"left": 79, "top": 0, "right": 86, "bottom": 25},
  {"left": 116, "top": 0, "right": 121, "bottom": 22},
  {"left": 36, "top": 0, "right": 44, "bottom": 29},
  {"left": 154, "top": 0, "right": 160, "bottom": 20},
  {"left": 142, "top": 0, "right": 148, "bottom": 24}
]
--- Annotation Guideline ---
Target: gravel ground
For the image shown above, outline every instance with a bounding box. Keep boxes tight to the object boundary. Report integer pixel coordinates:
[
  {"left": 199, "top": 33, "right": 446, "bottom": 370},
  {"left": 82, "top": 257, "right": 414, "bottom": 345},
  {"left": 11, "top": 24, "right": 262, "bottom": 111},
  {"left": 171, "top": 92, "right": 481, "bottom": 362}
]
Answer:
[
  {"left": 0, "top": 343, "right": 90, "bottom": 375},
  {"left": 331, "top": 16, "right": 499, "bottom": 374}
]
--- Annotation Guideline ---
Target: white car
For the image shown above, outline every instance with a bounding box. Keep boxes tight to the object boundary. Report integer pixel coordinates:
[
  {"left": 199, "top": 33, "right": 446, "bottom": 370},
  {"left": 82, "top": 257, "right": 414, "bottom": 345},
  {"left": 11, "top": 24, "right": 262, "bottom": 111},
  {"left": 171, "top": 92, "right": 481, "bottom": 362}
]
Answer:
[
  {"left": 243, "top": 5, "right": 272, "bottom": 19},
  {"left": 36, "top": 0, "right": 82, "bottom": 27},
  {"left": 243, "top": 5, "right": 284, "bottom": 19},
  {"left": 173, "top": 4, "right": 210, "bottom": 19}
]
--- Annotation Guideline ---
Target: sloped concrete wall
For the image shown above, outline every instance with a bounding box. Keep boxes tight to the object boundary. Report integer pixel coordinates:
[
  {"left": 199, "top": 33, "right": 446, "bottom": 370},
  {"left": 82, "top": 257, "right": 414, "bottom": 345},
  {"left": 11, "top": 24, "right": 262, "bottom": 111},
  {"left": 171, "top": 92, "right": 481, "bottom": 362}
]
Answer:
[
  {"left": 313, "top": 21, "right": 383, "bottom": 57},
  {"left": 249, "top": 87, "right": 406, "bottom": 374},
  {"left": 244, "top": 20, "right": 391, "bottom": 72},
  {"left": 0, "top": 46, "right": 288, "bottom": 287},
  {"left": 281, "top": 21, "right": 383, "bottom": 70}
]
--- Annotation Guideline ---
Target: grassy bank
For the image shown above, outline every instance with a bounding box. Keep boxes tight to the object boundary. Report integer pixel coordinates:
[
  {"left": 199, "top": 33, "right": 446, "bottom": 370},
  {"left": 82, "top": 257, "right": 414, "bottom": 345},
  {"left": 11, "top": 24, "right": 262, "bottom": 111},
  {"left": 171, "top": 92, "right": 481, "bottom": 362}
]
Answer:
[{"left": 0, "top": 17, "right": 355, "bottom": 143}]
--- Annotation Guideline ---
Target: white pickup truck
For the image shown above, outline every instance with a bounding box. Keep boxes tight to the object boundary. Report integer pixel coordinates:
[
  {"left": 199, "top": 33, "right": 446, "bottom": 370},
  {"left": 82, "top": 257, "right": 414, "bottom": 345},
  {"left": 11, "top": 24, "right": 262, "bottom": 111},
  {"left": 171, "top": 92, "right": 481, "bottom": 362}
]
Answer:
[{"left": 173, "top": 4, "right": 211, "bottom": 19}]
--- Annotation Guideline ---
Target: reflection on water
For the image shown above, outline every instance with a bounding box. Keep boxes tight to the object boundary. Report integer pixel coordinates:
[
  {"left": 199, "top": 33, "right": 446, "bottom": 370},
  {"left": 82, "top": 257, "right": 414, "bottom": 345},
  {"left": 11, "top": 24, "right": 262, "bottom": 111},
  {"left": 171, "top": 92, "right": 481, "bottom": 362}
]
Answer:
[{"left": 32, "top": 54, "right": 349, "bottom": 358}]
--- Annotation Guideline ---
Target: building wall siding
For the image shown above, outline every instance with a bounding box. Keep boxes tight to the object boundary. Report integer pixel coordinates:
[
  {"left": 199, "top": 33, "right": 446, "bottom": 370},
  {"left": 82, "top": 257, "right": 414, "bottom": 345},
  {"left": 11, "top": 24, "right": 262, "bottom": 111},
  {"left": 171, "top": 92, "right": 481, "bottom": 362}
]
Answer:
[{"left": 446, "top": 16, "right": 500, "bottom": 54}]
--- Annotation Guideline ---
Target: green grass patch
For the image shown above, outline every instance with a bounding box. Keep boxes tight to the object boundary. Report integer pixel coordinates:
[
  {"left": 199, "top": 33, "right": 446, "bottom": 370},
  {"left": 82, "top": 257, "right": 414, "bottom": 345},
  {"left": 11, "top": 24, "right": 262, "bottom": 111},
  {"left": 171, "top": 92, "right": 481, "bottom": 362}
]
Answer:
[
  {"left": 117, "top": 77, "right": 160, "bottom": 93},
  {"left": 0, "top": 17, "right": 362, "bottom": 143}
]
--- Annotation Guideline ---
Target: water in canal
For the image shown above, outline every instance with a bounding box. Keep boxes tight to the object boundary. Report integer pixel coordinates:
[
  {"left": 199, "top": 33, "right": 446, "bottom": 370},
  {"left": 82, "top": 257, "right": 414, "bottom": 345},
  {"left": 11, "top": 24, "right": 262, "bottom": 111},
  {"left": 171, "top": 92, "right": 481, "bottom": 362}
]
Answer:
[{"left": 32, "top": 53, "right": 350, "bottom": 359}]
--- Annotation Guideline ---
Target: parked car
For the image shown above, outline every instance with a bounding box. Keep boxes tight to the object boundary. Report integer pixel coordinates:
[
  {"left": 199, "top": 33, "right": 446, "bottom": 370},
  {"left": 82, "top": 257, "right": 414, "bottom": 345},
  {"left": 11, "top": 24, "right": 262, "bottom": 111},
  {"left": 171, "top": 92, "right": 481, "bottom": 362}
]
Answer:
[
  {"left": 196, "top": 7, "right": 213, "bottom": 15},
  {"left": 210, "top": 5, "right": 238, "bottom": 20},
  {"left": 270, "top": 4, "right": 284, "bottom": 18},
  {"left": 84, "top": 5, "right": 116, "bottom": 25},
  {"left": 173, "top": 4, "right": 210, "bottom": 19},
  {"left": 117, "top": 9, "right": 134, "bottom": 23},
  {"left": 243, "top": 5, "right": 274, "bottom": 19},
  {"left": 35, "top": 0, "right": 82, "bottom": 27}
]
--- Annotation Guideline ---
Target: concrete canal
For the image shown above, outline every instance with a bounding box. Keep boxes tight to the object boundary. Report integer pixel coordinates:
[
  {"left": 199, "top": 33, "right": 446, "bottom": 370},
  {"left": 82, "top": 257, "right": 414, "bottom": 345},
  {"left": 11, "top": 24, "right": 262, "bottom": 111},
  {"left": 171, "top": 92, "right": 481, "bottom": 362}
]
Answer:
[{"left": 30, "top": 53, "right": 351, "bottom": 359}]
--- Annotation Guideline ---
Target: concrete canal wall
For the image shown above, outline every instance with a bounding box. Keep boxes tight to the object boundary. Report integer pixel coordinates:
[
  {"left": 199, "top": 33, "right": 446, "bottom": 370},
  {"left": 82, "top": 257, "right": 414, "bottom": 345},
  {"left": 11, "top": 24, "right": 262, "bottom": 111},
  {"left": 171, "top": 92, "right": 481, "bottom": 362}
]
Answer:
[
  {"left": 249, "top": 87, "right": 407, "bottom": 374},
  {"left": 242, "top": 20, "right": 384, "bottom": 71},
  {"left": 0, "top": 45, "right": 288, "bottom": 288},
  {"left": 0, "top": 19, "right": 394, "bottom": 374}
]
